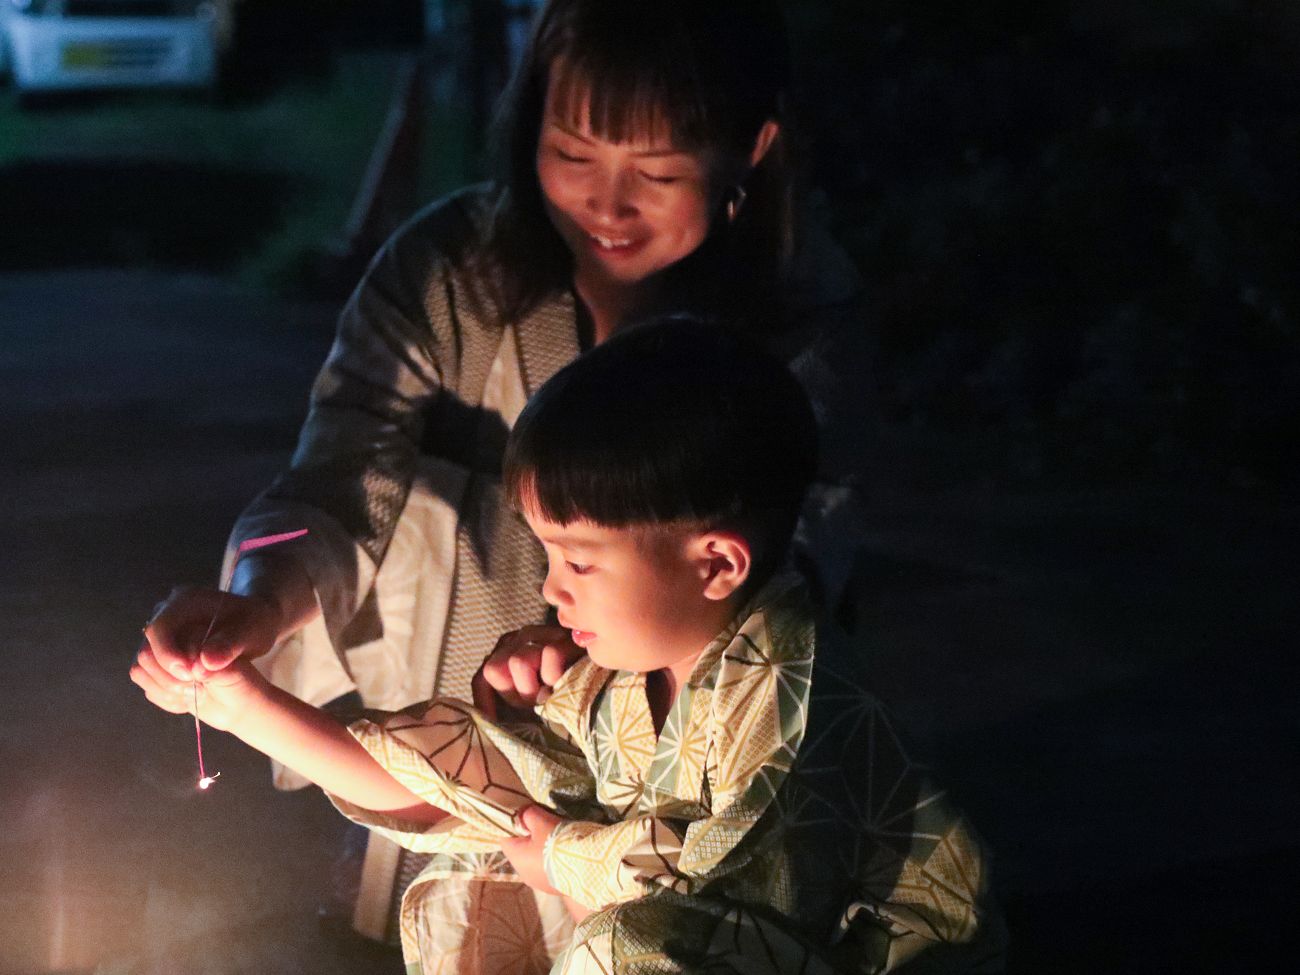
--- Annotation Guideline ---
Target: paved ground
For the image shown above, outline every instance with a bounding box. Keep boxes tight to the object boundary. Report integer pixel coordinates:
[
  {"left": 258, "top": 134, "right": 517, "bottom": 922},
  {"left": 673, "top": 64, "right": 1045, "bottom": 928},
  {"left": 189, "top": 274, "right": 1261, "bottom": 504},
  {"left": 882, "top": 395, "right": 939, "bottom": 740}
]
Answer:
[
  {"left": 0, "top": 270, "right": 1294, "bottom": 974},
  {"left": 0, "top": 271, "right": 392, "bottom": 975}
]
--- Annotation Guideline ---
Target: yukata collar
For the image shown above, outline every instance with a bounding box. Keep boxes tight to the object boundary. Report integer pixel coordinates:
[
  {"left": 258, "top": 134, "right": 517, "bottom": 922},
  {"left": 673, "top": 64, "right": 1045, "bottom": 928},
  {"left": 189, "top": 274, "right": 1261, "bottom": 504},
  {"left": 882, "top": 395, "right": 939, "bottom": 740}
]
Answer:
[
  {"left": 533, "top": 569, "right": 809, "bottom": 745},
  {"left": 679, "top": 568, "right": 807, "bottom": 690}
]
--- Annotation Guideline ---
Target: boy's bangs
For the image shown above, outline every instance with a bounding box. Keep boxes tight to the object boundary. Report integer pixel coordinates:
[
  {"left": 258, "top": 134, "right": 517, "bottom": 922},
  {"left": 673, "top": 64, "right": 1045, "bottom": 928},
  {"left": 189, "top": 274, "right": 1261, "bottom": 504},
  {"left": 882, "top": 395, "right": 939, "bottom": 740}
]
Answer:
[
  {"left": 546, "top": 49, "right": 712, "bottom": 151},
  {"left": 506, "top": 466, "right": 571, "bottom": 527},
  {"left": 505, "top": 446, "right": 664, "bottom": 529}
]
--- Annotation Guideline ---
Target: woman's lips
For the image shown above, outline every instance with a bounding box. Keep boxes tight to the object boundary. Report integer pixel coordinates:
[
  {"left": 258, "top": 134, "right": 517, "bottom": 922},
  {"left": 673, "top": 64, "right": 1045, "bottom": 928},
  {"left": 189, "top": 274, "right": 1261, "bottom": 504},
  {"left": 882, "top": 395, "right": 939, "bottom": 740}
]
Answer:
[{"left": 584, "top": 229, "right": 648, "bottom": 259}]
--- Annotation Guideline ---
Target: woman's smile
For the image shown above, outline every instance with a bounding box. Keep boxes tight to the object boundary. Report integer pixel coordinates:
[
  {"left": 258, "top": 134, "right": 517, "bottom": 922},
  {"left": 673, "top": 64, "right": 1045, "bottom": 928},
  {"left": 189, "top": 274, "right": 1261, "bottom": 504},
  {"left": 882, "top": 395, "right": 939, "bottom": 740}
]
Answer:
[
  {"left": 536, "top": 84, "right": 716, "bottom": 292},
  {"left": 582, "top": 227, "right": 649, "bottom": 257}
]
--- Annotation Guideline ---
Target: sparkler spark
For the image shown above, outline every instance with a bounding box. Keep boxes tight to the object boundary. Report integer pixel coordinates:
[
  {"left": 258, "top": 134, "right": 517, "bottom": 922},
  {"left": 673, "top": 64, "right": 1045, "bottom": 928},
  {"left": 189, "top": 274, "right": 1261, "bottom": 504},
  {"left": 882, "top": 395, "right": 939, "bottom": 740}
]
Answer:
[{"left": 190, "top": 528, "right": 308, "bottom": 790}]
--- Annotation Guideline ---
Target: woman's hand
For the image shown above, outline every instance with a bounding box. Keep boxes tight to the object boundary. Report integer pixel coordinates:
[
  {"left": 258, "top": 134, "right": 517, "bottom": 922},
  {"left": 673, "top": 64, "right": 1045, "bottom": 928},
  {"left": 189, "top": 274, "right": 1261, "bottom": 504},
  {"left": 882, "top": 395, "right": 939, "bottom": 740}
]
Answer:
[
  {"left": 471, "top": 625, "right": 586, "bottom": 719},
  {"left": 142, "top": 586, "right": 285, "bottom": 683},
  {"left": 129, "top": 644, "right": 264, "bottom": 733}
]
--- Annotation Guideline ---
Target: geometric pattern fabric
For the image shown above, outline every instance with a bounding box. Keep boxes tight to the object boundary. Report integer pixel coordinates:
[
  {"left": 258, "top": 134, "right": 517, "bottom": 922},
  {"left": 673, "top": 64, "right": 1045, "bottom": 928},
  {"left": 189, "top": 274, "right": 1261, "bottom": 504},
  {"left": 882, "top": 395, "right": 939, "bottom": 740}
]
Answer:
[{"left": 331, "top": 576, "right": 1003, "bottom": 973}]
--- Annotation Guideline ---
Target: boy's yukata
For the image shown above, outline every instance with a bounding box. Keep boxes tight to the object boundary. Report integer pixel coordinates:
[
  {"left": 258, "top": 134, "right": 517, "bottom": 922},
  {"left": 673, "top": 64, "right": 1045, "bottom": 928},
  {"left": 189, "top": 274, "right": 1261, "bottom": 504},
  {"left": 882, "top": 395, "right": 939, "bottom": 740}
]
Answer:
[{"left": 330, "top": 577, "right": 1005, "bottom": 975}]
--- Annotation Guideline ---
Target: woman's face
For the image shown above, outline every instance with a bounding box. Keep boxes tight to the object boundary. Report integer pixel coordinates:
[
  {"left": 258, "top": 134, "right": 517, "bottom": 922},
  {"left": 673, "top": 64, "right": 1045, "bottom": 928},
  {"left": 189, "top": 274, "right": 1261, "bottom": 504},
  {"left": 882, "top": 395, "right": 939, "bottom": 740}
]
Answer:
[{"left": 535, "top": 77, "right": 721, "bottom": 290}]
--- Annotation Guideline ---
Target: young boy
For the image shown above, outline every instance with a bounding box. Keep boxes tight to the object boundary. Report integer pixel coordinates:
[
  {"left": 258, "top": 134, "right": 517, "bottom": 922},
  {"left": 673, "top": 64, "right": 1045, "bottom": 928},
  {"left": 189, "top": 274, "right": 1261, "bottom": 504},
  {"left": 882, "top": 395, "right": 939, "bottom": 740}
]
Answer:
[{"left": 133, "top": 319, "right": 1003, "bottom": 974}]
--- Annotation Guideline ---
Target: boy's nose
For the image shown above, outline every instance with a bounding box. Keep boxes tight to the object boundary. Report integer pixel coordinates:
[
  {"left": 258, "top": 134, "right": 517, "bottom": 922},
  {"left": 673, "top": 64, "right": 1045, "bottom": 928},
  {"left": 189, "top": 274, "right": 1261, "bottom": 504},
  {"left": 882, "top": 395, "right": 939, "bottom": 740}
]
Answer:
[{"left": 541, "top": 571, "right": 567, "bottom": 607}]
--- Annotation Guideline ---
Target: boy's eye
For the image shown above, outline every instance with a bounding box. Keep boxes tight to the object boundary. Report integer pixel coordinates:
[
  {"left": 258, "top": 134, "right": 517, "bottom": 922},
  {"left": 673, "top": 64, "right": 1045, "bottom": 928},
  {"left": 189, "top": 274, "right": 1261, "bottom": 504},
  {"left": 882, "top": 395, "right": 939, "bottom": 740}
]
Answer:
[
  {"left": 566, "top": 561, "right": 593, "bottom": 575},
  {"left": 639, "top": 171, "right": 680, "bottom": 185},
  {"left": 555, "top": 147, "right": 590, "bottom": 164}
]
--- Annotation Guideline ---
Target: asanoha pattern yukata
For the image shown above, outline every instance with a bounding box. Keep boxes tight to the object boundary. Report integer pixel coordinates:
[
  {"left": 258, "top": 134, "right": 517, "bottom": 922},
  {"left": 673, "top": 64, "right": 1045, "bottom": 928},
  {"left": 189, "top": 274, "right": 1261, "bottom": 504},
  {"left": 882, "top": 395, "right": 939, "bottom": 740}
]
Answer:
[
  {"left": 233, "top": 184, "right": 872, "bottom": 948},
  {"left": 329, "top": 578, "right": 1003, "bottom": 974}
]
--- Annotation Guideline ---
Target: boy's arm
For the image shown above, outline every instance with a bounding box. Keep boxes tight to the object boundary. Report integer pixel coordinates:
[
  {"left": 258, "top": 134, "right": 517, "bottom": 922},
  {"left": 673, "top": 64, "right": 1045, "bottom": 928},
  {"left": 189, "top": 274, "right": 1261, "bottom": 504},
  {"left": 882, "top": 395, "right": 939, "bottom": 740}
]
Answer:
[
  {"left": 533, "top": 597, "right": 814, "bottom": 912},
  {"left": 222, "top": 672, "right": 448, "bottom": 824},
  {"left": 131, "top": 647, "right": 446, "bottom": 825},
  {"left": 539, "top": 761, "right": 790, "bottom": 911}
]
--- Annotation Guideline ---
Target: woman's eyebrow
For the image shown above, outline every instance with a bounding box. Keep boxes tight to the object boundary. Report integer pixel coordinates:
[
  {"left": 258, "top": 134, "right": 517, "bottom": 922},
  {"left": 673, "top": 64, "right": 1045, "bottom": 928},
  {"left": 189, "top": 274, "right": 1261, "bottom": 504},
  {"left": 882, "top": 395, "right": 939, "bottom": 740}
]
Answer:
[
  {"left": 630, "top": 147, "right": 689, "bottom": 159},
  {"left": 546, "top": 118, "right": 687, "bottom": 158}
]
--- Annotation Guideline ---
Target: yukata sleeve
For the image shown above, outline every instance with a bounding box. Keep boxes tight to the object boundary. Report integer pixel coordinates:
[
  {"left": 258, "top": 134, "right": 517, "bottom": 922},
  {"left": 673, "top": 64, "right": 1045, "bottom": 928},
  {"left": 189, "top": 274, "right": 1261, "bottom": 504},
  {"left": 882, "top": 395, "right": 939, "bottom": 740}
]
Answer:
[
  {"left": 230, "top": 203, "right": 474, "bottom": 684},
  {"left": 793, "top": 659, "right": 1007, "bottom": 973},
  {"left": 542, "top": 600, "right": 815, "bottom": 912},
  {"left": 327, "top": 697, "right": 600, "bottom": 855}
]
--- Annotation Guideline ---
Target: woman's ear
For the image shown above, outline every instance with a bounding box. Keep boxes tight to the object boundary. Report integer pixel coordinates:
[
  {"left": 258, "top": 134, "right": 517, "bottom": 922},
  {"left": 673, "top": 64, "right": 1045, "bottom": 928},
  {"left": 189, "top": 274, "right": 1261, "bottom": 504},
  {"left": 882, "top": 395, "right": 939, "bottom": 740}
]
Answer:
[
  {"left": 748, "top": 119, "right": 781, "bottom": 169},
  {"left": 694, "top": 531, "right": 752, "bottom": 601}
]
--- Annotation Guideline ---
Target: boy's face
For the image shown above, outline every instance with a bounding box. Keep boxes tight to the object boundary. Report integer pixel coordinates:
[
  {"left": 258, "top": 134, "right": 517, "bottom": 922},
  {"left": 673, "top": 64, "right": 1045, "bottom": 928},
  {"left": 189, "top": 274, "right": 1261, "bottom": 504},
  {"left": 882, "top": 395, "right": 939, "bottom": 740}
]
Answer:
[{"left": 523, "top": 509, "right": 727, "bottom": 678}]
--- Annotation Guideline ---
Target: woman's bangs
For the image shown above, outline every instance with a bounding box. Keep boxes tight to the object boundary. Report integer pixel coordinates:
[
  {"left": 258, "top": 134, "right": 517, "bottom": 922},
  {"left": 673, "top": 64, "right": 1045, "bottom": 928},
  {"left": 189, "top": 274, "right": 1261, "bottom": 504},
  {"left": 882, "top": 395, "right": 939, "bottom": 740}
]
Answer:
[{"left": 547, "top": 51, "right": 711, "bottom": 150}]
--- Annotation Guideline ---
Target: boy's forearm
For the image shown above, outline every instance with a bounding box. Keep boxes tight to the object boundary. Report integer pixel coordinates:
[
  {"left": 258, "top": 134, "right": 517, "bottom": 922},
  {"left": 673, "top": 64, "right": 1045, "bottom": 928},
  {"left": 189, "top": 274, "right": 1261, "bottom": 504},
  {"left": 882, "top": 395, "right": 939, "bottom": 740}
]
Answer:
[
  {"left": 229, "top": 677, "right": 447, "bottom": 825},
  {"left": 562, "top": 895, "right": 591, "bottom": 924}
]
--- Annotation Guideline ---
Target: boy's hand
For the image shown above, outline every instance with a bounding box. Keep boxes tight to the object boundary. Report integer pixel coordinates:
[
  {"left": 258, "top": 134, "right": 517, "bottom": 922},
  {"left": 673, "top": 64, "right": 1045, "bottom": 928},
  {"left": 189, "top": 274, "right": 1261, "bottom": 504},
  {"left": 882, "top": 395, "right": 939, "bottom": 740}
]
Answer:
[
  {"left": 130, "top": 645, "right": 263, "bottom": 732},
  {"left": 501, "top": 805, "right": 563, "bottom": 895},
  {"left": 472, "top": 626, "right": 585, "bottom": 719},
  {"left": 142, "top": 586, "right": 284, "bottom": 682}
]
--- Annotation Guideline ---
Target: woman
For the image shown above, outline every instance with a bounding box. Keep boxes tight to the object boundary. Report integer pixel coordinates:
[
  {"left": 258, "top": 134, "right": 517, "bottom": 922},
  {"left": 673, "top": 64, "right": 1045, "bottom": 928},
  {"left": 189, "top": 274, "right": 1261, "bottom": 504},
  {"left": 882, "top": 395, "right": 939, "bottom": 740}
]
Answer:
[{"left": 142, "top": 0, "right": 916, "bottom": 970}]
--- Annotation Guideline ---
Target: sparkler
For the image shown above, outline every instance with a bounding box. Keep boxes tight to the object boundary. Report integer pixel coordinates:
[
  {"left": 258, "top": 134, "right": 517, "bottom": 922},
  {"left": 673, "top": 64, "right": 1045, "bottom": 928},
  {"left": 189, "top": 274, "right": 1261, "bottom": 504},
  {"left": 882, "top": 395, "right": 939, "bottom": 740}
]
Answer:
[{"left": 190, "top": 528, "right": 309, "bottom": 790}]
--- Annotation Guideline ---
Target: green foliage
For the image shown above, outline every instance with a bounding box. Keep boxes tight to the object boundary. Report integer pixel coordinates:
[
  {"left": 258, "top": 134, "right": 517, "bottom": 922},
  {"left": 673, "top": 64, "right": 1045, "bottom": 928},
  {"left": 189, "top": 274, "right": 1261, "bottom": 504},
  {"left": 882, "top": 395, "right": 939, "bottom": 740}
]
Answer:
[
  {"left": 0, "top": 51, "right": 471, "bottom": 289},
  {"left": 789, "top": 0, "right": 1300, "bottom": 485}
]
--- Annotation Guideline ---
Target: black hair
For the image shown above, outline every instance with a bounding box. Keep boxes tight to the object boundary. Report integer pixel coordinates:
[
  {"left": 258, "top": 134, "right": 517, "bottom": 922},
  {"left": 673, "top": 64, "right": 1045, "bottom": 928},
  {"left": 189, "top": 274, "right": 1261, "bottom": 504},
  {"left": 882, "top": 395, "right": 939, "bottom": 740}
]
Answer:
[
  {"left": 504, "top": 316, "right": 818, "bottom": 591},
  {"left": 484, "top": 0, "right": 798, "bottom": 325}
]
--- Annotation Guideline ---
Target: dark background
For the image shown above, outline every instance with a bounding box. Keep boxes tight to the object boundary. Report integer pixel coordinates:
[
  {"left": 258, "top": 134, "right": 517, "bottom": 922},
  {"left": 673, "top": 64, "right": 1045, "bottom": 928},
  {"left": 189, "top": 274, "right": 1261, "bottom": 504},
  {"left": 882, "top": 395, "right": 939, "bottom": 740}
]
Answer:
[
  {"left": 0, "top": 1, "right": 1295, "bottom": 973},
  {"left": 789, "top": 0, "right": 1298, "bottom": 494}
]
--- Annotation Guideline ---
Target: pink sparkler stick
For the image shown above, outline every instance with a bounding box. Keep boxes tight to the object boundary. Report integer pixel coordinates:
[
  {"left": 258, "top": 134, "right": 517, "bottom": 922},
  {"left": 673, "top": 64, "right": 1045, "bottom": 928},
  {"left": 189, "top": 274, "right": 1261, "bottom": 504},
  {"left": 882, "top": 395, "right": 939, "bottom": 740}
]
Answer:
[
  {"left": 193, "top": 528, "right": 309, "bottom": 790},
  {"left": 192, "top": 685, "right": 216, "bottom": 788}
]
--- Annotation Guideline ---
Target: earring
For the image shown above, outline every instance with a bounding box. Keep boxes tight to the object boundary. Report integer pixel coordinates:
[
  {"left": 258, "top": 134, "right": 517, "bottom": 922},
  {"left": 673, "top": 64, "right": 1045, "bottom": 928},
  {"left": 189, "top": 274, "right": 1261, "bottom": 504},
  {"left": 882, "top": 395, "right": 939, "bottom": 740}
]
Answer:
[{"left": 725, "top": 185, "right": 748, "bottom": 223}]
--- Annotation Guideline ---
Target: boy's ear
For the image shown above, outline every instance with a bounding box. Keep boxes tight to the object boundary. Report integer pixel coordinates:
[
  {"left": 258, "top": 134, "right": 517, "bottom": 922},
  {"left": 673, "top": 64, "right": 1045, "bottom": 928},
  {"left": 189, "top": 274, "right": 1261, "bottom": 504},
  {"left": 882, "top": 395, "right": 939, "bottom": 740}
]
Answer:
[{"left": 693, "top": 530, "right": 751, "bottom": 601}]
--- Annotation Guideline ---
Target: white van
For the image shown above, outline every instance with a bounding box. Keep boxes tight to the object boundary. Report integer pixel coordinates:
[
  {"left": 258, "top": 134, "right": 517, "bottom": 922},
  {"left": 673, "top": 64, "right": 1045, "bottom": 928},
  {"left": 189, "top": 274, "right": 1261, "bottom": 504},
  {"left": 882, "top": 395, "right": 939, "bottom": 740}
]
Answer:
[{"left": 1, "top": 0, "right": 236, "bottom": 93}]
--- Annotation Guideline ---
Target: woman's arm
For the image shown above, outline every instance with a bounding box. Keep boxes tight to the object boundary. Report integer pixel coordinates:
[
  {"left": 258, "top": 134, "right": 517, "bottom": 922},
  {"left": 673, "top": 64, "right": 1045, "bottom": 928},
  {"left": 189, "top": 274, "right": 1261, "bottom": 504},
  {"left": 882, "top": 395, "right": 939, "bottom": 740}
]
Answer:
[
  {"left": 143, "top": 553, "right": 318, "bottom": 682},
  {"left": 145, "top": 194, "right": 490, "bottom": 685},
  {"left": 225, "top": 220, "right": 453, "bottom": 643}
]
